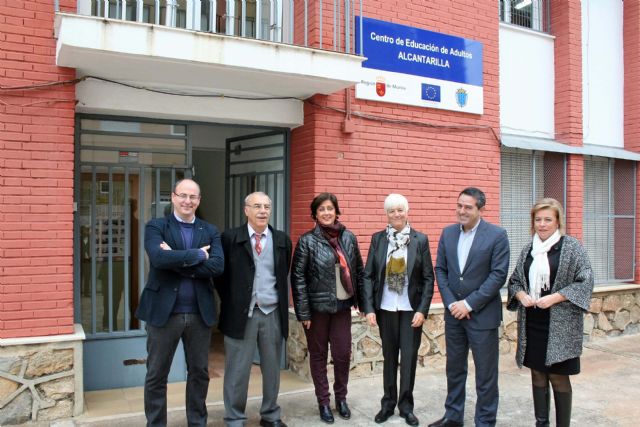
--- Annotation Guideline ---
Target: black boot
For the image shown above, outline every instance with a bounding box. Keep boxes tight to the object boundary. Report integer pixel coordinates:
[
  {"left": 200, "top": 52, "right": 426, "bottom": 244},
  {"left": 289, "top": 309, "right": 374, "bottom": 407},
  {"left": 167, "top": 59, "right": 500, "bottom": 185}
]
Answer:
[
  {"left": 319, "top": 405, "right": 335, "bottom": 424},
  {"left": 553, "top": 391, "right": 572, "bottom": 427},
  {"left": 532, "top": 386, "right": 550, "bottom": 426}
]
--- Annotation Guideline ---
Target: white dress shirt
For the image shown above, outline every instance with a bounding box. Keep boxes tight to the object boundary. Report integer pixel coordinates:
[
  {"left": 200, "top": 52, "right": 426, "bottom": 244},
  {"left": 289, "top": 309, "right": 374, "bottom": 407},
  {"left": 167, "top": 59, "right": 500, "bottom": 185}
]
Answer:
[{"left": 451, "top": 221, "right": 480, "bottom": 312}]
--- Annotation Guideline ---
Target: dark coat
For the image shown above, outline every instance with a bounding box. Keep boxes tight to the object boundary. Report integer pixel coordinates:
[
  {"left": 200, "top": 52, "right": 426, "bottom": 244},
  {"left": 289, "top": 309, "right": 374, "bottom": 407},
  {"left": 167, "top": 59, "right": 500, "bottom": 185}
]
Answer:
[
  {"left": 291, "top": 225, "right": 364, "bottom": 320},
  {"left": 435, "top": 219, "right": 510, "bottom": 330},
  {"left": 135, "top": 215, "right": 224, "bottom": 327},
  {"left": 215, "top": 223, "right": 292, "bottom": 340},
  {"left": 361, "top": 228, "right": 435, "bottom": 316}
]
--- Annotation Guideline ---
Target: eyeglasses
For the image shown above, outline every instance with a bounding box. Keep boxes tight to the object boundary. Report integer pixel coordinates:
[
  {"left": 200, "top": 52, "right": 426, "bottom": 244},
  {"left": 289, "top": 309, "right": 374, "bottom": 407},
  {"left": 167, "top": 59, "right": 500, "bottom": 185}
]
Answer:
[
  {"left": 174, "top": 192, "right": 201, "bottom": 201},
  {"left": 246, "top": 203, "right": 272, "bottom": 211}
]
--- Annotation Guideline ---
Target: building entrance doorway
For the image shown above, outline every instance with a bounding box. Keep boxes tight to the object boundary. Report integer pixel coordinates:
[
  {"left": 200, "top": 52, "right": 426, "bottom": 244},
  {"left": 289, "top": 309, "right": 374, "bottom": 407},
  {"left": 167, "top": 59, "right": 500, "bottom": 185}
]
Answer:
[{"left": 75, "top": 116, "right": 288, "bottom": 391}]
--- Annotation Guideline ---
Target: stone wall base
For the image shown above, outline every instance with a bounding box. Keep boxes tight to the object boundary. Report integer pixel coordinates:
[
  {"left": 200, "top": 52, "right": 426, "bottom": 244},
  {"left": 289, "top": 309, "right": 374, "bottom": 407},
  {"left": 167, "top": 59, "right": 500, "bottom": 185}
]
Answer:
[
  {"left": 287, "top": 286, "right": 640, "bottom": 381},
  {"left": 0, "top": 325, "right": 84, "bottom": 425}
]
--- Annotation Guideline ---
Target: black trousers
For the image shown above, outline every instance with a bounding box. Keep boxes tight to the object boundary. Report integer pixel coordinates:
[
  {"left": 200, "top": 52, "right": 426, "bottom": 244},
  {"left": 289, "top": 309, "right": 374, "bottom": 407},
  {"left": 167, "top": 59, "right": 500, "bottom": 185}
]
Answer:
[
  {"left": 144, "top": 313, "right": 212, "bottom": 427},
  {"left": 378, "top": 310, "right": 422, "bottom": 415}
]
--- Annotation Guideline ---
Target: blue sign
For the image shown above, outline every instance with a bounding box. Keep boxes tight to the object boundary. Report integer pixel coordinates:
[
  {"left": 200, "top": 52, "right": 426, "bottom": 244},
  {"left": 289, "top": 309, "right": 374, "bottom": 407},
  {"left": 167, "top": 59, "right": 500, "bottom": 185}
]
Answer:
[{"left": 355, "top": 17, "right": 483, "bottom": 87}]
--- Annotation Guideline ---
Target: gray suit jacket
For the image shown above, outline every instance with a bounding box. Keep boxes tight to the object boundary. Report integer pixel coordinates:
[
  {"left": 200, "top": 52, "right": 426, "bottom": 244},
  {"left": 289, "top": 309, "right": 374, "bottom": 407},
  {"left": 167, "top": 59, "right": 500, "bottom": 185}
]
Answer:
[{"left": 435, "top": 219, "right": 510, "bottom": 329}]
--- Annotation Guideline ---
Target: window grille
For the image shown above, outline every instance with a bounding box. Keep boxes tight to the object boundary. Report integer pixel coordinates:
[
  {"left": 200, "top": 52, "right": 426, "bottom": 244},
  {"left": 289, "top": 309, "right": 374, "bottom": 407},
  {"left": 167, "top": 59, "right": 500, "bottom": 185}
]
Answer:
[
  {"left": 500, "top": 147, "right": 566, "bottom": 275},
  {"left": 79, "top": 0, "right": 364, "bottom": 54},
  {"left": 583, "top": 157, "right": 636, "bottom": 283},
  {"left": 500, "top": 0, "right": 550, "bottom": 33}
]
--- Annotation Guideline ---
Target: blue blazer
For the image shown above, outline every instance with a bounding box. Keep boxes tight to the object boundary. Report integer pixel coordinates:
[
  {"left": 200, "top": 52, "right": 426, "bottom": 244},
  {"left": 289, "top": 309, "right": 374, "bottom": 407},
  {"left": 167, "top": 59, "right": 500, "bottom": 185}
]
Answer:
[
  {"left": 135, "top": 214, "right": 224, "bottom": 327},
  {"left": 435, "top": 219, "right": 510, "bottom": 330}
]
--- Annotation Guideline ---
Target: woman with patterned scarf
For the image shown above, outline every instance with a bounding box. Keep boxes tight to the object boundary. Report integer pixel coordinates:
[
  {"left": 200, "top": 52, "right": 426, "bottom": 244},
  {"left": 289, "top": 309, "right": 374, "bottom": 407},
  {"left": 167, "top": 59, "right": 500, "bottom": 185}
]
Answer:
[
  {"left": 507, "top": 198, "right": 594, "bottom": 427},
  {"left": 361, "top": 194, "right": 435, "bottom": 426},
  {"left": 291, "top": 193, "right": 364, "bottom": 424}
]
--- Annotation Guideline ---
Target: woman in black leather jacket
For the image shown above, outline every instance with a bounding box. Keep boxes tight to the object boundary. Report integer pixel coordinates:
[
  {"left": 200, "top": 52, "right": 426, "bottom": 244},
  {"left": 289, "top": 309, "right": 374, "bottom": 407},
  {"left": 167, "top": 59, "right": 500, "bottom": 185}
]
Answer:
[{"left": 291, "top": 192, "right": 364, "bottom": 424}]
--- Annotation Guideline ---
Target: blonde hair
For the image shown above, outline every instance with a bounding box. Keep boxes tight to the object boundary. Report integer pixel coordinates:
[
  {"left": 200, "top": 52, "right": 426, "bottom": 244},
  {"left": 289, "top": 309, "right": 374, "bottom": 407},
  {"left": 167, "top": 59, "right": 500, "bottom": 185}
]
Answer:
[{"left": 530, "top": 198, "right": 566, "bottom": 236}]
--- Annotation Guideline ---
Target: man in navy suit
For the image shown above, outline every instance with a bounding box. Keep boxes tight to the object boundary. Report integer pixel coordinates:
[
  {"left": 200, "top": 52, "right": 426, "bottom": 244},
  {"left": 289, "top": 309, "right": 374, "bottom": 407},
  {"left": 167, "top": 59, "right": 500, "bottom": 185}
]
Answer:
[
  {"left": 429, "top": 187, "right": 510, "bottom": 427},
  {"left": 136, "top": 178, "right": 224, "bottom": 427}
]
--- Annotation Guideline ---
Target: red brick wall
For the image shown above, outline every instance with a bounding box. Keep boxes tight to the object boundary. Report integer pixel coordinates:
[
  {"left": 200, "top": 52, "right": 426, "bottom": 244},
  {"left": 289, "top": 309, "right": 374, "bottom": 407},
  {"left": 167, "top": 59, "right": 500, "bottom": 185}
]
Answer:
[
  {"left": 625, "top": 0, "right": 640, "bottom": 153},
  {"left": 291, "top": 0, "right": 501, "bottom": 288},
  {"left": 624, "top": 0, "right": 640, "bottom": 281},
  {"left": 0, "top": 1, "right": 76, "bottom": 338},
  {"left": 551, "top": 0, "right": 583, "bottom": 240}
]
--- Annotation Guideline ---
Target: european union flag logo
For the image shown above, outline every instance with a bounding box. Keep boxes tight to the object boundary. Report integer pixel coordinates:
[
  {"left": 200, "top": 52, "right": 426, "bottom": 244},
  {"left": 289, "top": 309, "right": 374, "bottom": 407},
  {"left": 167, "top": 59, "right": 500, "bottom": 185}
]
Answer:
[{"left": 421, "top": 83, "right": 441, "bottom": 102}]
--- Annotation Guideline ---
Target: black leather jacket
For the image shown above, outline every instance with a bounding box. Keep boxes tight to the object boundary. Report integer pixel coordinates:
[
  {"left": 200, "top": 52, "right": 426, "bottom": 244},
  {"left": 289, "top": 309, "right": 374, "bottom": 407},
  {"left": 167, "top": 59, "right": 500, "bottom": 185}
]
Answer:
[{"left": 291, "top": 225, "right": 364, "bottom": 320}]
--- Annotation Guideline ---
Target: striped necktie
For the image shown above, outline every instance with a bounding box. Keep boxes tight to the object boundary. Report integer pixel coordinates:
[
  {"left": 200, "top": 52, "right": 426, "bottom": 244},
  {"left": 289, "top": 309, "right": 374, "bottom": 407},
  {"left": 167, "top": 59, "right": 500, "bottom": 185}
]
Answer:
[{"left": 254, "top": 233, "right": 263, "bottom": 255}]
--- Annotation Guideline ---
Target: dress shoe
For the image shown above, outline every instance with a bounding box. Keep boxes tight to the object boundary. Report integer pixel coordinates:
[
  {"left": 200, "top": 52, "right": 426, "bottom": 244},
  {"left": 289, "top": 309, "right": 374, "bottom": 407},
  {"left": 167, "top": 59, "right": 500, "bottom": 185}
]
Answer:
[
  {"left": 319, "top": 405, "right": 335, "bottom": 424},
  {"left": 336, "top": 400, "right": 351, "bottom": 419},
  {"left": 260, "top": 419, "right": 288, "bottom": 427},
  {"left": 427, "top": 416, "right": 463, "bottom": 427},
  {"left": 401, "top": 412, "right": 420, "bottom": 426},
  {"left": 375, "top": 409, "right": 394, "bottom": 423}
]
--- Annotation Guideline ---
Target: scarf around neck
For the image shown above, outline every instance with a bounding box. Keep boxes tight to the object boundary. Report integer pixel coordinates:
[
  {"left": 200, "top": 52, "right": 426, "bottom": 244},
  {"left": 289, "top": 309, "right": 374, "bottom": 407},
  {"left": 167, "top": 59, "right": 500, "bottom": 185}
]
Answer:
[
  {"left": 385, "top": 223, "right": 411, "bottom": 294},
  {"left": 318, "top": 221, "right": 354, "bottom": 297},
  {"left": 528, "top": 229, "right": 562, "bottom": 300}
]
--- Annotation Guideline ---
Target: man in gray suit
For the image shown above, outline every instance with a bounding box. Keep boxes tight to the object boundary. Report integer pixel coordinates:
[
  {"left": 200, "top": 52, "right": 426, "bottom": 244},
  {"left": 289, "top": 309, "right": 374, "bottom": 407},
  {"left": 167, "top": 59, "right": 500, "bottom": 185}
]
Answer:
[
  {"left": 429, "top": 188, "right": 510, "bottom": 427},
  {"left": 215, "top": 192, "right": 292, "bottom": 427}
]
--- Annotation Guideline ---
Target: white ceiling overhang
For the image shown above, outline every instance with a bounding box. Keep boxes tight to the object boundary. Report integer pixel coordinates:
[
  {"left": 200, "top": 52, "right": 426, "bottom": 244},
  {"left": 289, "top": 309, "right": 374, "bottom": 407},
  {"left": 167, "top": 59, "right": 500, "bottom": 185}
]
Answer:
[{"left": 54, "top": 13, "right": 365, "bottom": 100}]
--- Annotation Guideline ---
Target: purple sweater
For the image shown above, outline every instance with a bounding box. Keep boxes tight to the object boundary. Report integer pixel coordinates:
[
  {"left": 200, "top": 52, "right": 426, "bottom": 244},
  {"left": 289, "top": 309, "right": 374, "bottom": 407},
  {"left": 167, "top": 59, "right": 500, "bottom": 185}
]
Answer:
[{"left": 172, "top": 221, "right": 205, "bottom": 314}]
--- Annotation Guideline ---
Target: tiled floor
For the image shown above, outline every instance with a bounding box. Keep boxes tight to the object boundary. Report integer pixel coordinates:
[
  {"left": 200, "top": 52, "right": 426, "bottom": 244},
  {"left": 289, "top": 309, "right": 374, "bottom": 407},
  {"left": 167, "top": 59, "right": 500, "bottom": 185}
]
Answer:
[{"left": 82, "top": 332, "right": 312, "bottom": 418}]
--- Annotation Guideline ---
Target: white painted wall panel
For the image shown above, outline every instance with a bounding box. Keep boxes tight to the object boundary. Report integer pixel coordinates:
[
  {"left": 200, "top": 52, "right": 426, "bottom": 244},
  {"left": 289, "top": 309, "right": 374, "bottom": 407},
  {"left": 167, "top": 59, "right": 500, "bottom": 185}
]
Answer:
[
  {"left": 499, "top": 24, "right": 555, "bottom": 139},
  {"left": 582, "top": 0, "right": 624, "bottom": 148}
]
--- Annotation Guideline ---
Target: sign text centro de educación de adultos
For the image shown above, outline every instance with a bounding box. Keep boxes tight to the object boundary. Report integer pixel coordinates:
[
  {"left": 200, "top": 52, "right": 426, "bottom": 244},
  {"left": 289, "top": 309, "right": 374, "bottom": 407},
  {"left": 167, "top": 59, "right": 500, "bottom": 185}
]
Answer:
[{"left": 355, "top": 16, "right": 484, "bottom": 114}]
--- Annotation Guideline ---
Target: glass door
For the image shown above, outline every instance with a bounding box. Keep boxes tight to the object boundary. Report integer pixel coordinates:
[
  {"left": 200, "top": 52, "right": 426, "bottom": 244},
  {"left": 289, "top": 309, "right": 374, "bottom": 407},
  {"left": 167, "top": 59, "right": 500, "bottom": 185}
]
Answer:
[
  {"left": 78, "top": 166, "right": 187, "bottom": 335},
  {"left": 75, "top": 117, "right": 191, "bottom": 390}
]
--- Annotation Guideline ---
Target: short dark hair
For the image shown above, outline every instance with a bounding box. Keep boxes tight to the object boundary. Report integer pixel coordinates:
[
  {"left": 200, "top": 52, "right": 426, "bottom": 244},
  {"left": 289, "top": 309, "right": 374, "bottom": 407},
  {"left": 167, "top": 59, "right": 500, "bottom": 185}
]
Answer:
[
  {"left": 459, "top": 187, "right": 486, "bottom": 209},
  {"left": 310, "top": 192, "right": 341, "bottom": 220}
]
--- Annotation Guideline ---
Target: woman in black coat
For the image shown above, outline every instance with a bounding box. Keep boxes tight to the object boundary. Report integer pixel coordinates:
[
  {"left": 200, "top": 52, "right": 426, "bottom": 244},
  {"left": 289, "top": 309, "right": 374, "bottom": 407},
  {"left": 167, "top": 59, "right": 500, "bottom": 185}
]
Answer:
[
  {"left": 291, "top": 193, "right": 364, "bottom": 424},
  {"left": 361, "top": 193, "right": 434, "bottom": 426}
]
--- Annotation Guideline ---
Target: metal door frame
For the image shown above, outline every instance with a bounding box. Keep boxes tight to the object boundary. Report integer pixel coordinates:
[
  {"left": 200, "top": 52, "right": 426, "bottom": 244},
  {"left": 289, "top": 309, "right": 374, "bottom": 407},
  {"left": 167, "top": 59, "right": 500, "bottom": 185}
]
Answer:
[
  {"left": 225, "top": 129, "right": 289, "bottom": 233},
  {"left": 225, "top": 128, "right": 290, "bottom": 368},
  {"left": 74, "top": 114, "right": 193, "bottom": 390},
  {"left": 73, "top": 114, "right": 193, "bottom": 335}
]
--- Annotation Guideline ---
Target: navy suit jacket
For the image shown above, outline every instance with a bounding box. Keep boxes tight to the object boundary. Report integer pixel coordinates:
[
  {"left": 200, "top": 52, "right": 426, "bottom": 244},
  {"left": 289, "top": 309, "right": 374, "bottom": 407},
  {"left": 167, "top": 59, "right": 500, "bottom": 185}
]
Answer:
[
  {"left": 135, "top": 214, "right": 224, "bottom": 327},
  {"left": 435, "top": 219, "right": 510, "bottom": 330}
]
